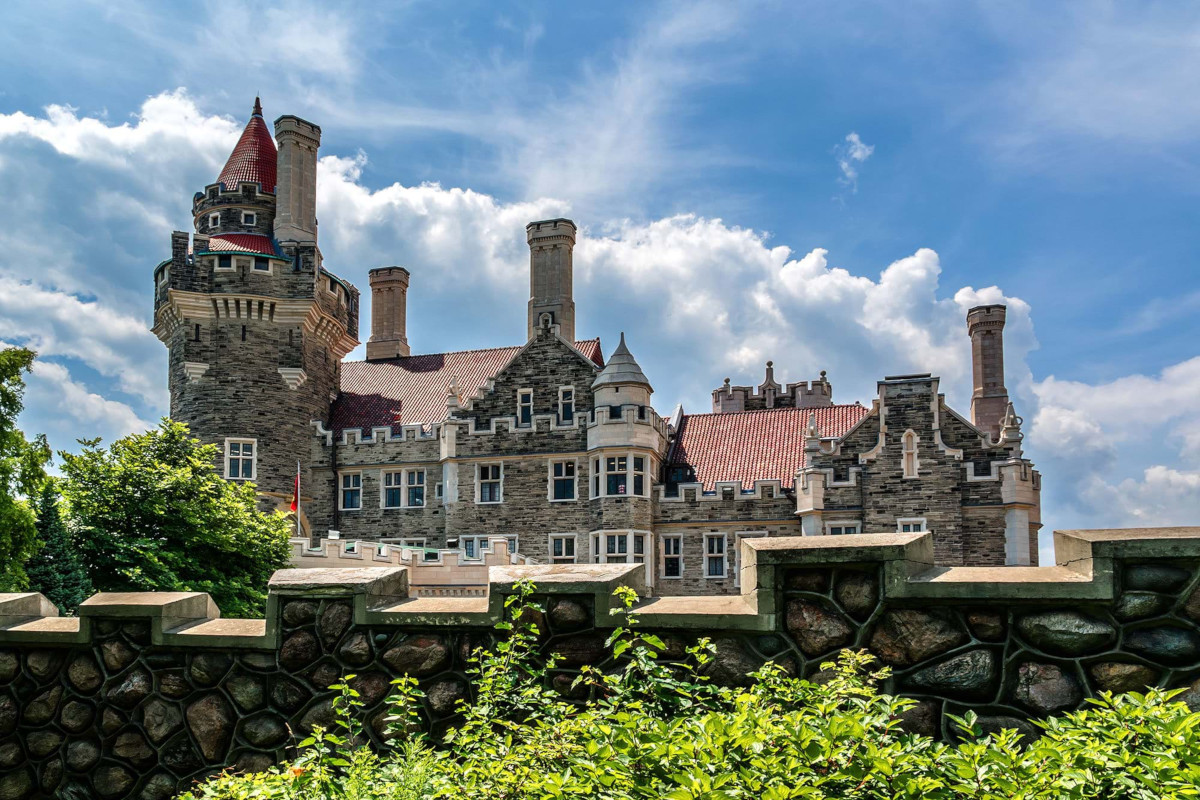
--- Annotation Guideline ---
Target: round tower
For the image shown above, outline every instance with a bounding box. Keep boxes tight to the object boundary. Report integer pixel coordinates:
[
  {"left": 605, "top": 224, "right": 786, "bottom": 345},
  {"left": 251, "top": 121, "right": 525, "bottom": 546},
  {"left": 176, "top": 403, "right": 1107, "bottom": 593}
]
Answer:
[
  {"left": 586, "top": 334, "right": 666, "bottom": 574},
  {"left": 152, "top": 98, "right": 359, "bottom": 516}
]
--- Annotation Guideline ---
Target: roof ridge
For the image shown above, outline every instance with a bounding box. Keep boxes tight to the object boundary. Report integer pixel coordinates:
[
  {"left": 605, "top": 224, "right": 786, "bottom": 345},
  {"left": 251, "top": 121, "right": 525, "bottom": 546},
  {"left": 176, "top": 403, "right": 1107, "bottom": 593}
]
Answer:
[
  {"left": 345, "top": 338, "right": 601, "bottom": 365},
  {"left": 681, "top": 404, "right": 866, "bottom": 419}
]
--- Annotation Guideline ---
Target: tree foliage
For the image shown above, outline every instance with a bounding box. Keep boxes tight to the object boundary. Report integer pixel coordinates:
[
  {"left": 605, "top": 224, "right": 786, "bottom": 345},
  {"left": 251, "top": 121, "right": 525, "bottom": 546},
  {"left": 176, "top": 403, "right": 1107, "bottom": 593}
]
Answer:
[
  {"left": 187, "top": 584, "right": 1200, "bottom": 799},
  {"left": 26, "top": 481, "right": 92, "bottom": 613},
  {"left": 0, "top": 347, "right": 50, "bottom": 591},
  {"left": 59, "top": 419, "right": 292, "bottom": 617}
]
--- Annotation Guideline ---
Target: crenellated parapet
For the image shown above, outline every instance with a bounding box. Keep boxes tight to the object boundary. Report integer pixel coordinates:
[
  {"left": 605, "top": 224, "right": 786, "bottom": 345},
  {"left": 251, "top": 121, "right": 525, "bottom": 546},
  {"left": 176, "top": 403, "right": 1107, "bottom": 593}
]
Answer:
[
  {"left": 712, "top": 364, "right": 834, "bottom": 412},
  {"left": 3, "top": 527, "right": 1200, "bottom": 798}
]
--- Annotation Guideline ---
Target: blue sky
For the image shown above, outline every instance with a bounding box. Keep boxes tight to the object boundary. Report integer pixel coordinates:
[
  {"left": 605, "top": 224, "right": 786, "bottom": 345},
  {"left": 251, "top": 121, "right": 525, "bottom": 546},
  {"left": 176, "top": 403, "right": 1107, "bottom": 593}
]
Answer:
[{"left": 0, "top": 1, "right": 1198, "bottom": 547}]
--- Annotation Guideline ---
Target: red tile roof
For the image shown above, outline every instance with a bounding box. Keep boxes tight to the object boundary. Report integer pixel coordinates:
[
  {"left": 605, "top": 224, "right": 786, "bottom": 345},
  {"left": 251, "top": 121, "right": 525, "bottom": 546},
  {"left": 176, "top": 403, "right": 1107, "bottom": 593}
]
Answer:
[
  {"left": 217, "top": 102, "right": 277, "bottom": 193},
  {"left": 667, "top": 405, "right": 870, "bottom": 490},
  {"left": 202, "top": 234, "right": 281, "bottom": 256},
  {"left": 333, "top": 339, "right": 604, "bottom": 434}
]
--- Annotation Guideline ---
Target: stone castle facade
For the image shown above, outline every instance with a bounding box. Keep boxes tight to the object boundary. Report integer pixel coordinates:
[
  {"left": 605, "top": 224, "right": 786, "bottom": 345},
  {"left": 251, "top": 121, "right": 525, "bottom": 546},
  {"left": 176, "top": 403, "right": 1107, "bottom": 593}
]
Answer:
[{"left": 153, "top": 100, "right": 1042, "bottom": 596}]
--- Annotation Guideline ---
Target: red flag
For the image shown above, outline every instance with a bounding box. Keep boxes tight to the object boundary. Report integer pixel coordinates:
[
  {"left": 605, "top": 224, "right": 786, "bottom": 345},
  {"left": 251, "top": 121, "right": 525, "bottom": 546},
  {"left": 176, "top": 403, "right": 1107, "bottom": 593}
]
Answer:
[{"left": 290, "top": 461, "right": 300, "bottom": 512}]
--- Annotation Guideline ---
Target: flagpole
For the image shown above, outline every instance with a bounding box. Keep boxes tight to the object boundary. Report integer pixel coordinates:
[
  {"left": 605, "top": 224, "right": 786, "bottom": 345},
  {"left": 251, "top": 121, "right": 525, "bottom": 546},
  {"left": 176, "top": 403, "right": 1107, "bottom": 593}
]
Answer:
[{"left": 295, "top": 460, "right": 301, "bottom": 539}]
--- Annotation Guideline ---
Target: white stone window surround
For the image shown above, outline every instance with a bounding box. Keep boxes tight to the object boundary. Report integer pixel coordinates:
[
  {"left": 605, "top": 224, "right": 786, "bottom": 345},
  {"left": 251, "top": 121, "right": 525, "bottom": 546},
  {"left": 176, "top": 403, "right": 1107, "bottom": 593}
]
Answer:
[
  {"left": 475, "top": 463, "right": 503, "bottom": 504},
  {"left": 590, "top": 451, "right": 651, "bottom": 499},
  {"left": 549, "top": 533, "right": 578, "bottom": 563},
  {"left": 338, "top": 470, "right": 363, "bottom": 511},
  {"left": 704, "top": 532, "right": 728, "bottom": 579},
  {"left": 157, "top": 265, "right": 170, "bottom": 286},
  {"left": 901, "top": 429, "right": 920, "bottom": 479},
  {"left": 242, "top": 211, "right": 257, "bottom": 226},
  {"left": 897, "top": 517, "right": 927, "bottom": 533},
  {"left": 224, "top": 437, "right": 256, "bottom": 481},
  {"left": 825, "top": 520, "right": 862, "bottom": 536},
  {"left": 208, "top": 212, "right": 220, "bottom": 229},
  {"left": 517, "top": 387, "right": 534, "bottom": 428},
  {"left": 460, "top": 534, "right": 517, "bottom": 559},
  {"left": 558, "top": 385, "right": 575, "bottom": 424},
  {"left": 252, "top": 256, "right": 272, "bottom": 273},
  {"left": 380, "top": 468, "right": 426, "bottom": 509},
  {"left": 590, "top": 530, "right": 648, "bottom": 564},
  {"left": 660, "top": 534, "right": 683, "bottom": 579},
  {"left": 548, "top": 459, "right": 578, "bottom": 502},
  {"left": 213, "top": 255, "right": 235, "bottom": 271},
  {"left": 733, "top": 531, "right": 767, "bottom": 588}
]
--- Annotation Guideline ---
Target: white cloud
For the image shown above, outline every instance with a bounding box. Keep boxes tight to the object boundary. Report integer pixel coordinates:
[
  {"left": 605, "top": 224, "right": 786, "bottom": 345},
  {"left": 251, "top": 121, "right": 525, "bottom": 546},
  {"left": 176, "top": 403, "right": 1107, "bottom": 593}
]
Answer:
[
  {"left": 835, "top": 132, "right": 874, "bottom": 190},
  {"left": 24, "top": 360, "right": 153, "bottom": 447}
]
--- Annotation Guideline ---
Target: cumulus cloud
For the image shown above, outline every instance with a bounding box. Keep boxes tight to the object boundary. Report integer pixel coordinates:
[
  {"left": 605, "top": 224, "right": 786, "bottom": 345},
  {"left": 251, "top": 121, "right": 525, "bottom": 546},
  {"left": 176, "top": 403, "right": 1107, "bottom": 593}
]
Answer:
[
  {"left": 26, "top": 361, "right": 153, "bottom": 446},
  {"left": 835, "top": 132, "right": 874, "bottom": 191}
]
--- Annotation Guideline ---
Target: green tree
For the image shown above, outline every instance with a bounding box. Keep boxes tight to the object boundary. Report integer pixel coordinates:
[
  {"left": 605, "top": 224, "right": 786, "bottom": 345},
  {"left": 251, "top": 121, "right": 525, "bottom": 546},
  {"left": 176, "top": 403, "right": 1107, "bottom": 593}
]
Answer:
[
  {"left": 26, "top": 481, "right": 93, "bottom": 614},
  {"left": 0, "top": 347, "right": 50, "bottom": 591},
  {"left": 60, "top": 419, "right": 292, "bottom": 617}
]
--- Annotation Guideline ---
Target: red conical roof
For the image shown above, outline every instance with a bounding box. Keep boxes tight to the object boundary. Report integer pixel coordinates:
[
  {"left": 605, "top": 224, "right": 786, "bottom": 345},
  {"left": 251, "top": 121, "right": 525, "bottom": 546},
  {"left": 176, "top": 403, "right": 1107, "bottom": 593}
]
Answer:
[{"left": 217, "top": 98, "right": 277, "bottom": 193}]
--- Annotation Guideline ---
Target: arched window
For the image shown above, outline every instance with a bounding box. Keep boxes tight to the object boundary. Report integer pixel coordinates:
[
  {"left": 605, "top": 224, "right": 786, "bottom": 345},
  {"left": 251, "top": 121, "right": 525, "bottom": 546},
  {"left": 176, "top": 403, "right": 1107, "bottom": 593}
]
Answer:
[{"left": 902, "top": 430, "right": 919, "bottom": 479}]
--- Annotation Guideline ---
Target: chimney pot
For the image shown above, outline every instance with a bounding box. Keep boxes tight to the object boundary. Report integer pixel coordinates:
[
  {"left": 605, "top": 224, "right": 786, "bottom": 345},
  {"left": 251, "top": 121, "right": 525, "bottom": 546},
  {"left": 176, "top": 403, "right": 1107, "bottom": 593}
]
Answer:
[
  {"left": 366, "top": 266, "right": 411, "bottom": 360},
  {"left": 526, "top": 218, "right": 577, "bottom": 343}
]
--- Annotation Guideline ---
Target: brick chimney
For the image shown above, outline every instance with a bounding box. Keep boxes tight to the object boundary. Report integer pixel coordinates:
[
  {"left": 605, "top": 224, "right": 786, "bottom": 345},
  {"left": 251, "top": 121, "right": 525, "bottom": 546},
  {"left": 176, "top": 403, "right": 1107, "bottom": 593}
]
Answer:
[
  {"left": 966, "top": 304, "right": 1009, "bottom": 440},
  {"left": 366, "top": 267, "right": 411, "bottom": 360},
  {"left": 526, "top": 219, "right": 576, "bottom": 343}
]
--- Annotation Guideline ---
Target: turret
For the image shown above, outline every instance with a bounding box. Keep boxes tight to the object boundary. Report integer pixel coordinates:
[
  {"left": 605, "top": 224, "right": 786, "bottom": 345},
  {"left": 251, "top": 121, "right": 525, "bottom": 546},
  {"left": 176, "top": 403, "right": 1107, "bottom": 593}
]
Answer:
[{"left": 967, "top": 304, "right": 1009, "bottom": 440}]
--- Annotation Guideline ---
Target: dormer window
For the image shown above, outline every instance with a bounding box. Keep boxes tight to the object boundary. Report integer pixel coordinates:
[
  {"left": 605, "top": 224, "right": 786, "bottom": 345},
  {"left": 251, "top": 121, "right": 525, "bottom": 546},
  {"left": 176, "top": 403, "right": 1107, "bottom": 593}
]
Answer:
[
  {"left": 242, "top": 212, "right": 256, "bottom": 226},
  {"left": 208, "top": 213, "right": 219, "bottom": 229},
  {"left": 902, "top": 430, "right": 919, "bottom": 479}
]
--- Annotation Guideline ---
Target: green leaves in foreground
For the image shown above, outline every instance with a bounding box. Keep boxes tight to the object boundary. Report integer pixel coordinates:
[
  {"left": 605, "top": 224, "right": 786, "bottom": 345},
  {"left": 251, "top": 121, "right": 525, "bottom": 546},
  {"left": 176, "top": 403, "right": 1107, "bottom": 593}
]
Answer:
[{"left": 186, "top": 585, "right": 1200, "bottom": 799}]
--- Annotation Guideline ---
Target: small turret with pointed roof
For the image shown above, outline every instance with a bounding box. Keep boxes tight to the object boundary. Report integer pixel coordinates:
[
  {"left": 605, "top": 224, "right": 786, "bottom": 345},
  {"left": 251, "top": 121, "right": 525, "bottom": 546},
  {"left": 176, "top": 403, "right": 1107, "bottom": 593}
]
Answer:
[
  {"left": 217, "top": 97, "right": 277, "bottom": 193},
  {"left": 592, "top": 333, "right": 652, "bottom": 392}
]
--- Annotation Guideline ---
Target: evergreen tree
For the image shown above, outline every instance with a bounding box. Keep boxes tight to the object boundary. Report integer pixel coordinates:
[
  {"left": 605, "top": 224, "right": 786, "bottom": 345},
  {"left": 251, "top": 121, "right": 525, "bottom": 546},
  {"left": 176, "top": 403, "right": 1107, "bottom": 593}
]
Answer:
[{"left": 26, "top": 481, "right": 92, "bottom": 614}]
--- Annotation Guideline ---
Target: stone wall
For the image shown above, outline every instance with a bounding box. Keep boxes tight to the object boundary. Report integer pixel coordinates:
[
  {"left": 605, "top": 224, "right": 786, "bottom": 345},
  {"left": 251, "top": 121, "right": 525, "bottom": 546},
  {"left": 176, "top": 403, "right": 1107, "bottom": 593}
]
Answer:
[{"left": 3, "top": 527, "right": 1199, "bottom": 799}]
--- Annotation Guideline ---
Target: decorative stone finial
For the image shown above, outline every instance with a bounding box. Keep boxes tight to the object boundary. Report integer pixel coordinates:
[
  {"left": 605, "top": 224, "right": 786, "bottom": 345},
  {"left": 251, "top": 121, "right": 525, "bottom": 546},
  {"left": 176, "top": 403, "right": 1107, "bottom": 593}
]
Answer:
[
  {"left": 820, "top": 370, "right": 827, "bottom": 381},
  {"left": 804, "top": 412, "right": 823, "bottom": 452},
  {"left": 252, "top": 96, "right": 263, "bottom": 117},
  {"left": 998, "top": 401, "right": 1024, "bottom": 453}
]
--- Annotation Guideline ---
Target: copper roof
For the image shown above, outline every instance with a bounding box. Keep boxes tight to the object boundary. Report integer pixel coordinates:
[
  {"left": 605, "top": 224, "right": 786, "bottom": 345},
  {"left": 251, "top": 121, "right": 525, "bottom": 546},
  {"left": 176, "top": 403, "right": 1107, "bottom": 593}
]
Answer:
[
  {"left": 667, "top": 405, "right": 870, "bottom": 490},
  {"left": 217, "top": 99, "right": 277, "bottom": 193},
  {"left": 333, "top": 339, "right": 604, "bottom": 434}
]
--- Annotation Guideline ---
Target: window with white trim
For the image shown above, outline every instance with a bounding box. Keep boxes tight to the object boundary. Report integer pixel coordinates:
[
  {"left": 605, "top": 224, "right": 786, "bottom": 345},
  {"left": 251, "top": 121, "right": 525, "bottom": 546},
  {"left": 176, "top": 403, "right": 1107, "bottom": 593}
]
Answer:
[
  {"left": 606, "top": 455, "right": 628, "bottom": 496},
  {"left": 216, "top": 255, "right": 233, "bottom": 270},
  {"left": 460, "top": 535, "right": 518, "bottom": 559},
  {"left": 242, "top": 212, "right": 256, "bottom": 226},
  {"left": 550, "top": 534, "right": 577, "bottom": 564},
  {"left": 435, "top": 482, "right": 443, "bottom": 501},
  {"left": 382, "top": 470, "right": 403, "bottom": 508},
  {"left": 591, "top": 531, "right": 646, "bottom": 564},
  {"left": 633, "top": 456, "right": 647, "bottom": 496},
  {"left": 382, "top": 469, "right": 425, "bottom": 508},
  {"left": 253, "top": 257, "right": 270, "bottom": 272},
  {"left": 898, "top": 518, "right": 926, "bottom": 533},
  {"left": 558, "top": 386, "right": 575, "bottom": 424},
  {"left": 517, "top": 389, "right": 533, "bottom": 427},
  {"left": 208, "top": 213, "right": 219, "bottom": 229},
  {"left": 339, "top": 472, "right": 362, "bottom": 510},
  {"left": 550, "top": 460, "right": 576, "bottom": 501},
  {"left": 477, "top": 464, "right": 502, "bottom": 504},
  {"left": 405, "top": 470, "right": 425, "bottom": 507},
  {"left": 826, "top": 522, "right": 861, "bottom": 535},
  {"left": 224, "top": 438, "right": 255, "bottom": 480},
  {"left": 661, "top": 535, "right": 682, "bottom": 578},
  {"left": 902, "top": 430, "right": 919, "bottom": 479},
  {"left": 704, "top": 533, "right": 727, "bottom": 578},
  {"left": 157, "top": 265, "right": 169, "bottom": 286},
  {"left": 734, "top": 531, "right": 767, "bottom": 587},
  {"left": 592, "top": 453, "right": 651, "bottom": 498}
]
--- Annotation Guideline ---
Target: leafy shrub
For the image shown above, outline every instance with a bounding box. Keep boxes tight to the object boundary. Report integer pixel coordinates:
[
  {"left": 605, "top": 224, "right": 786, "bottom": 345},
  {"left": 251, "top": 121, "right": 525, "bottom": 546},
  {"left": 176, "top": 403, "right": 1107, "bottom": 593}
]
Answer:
[{"left": 185, "top": 582, "right": 1200, "bottom": 799}]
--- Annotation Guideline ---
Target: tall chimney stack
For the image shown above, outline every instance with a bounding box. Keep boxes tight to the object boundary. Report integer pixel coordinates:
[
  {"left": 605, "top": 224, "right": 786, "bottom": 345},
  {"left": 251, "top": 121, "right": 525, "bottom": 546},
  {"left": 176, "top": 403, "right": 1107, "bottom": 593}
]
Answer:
[
  {"left": 273, "top": 115, "right": 321, "bottom": 245},
  {"left": 966, "top": 304, "right": 1009, "bottom": 440},
  {"left": 366, "top": 267, "right": 411, "bottom": 360},
  {"left": 526, "top": 218, "right": 576, "bottom": 343}
]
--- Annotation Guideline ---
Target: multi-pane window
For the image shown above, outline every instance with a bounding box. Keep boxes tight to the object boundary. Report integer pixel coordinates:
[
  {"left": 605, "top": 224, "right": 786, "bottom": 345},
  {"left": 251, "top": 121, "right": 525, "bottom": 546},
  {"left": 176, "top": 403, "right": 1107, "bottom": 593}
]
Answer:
[
  {"left": 902, "top": 431, "right": 919, "bottom": 479},
  {"left": 558, "top": 387, "right": 574, "bottom": 424},
  {"left": 478, "top": 464, "right": 502, "bottom": 503},
  {"left": 592, "top": 532, "right": 646, "bottom": 564},
  {"left": 633, "top": 456, "right": 646, "bottom": 496},
  {"left": 406, "top": 470, "right": 425, "bottom": 507},
  {"left": 517, "top": 389, "right": 533, "bottom": 427},
  {"left": 606, "top": 455, "right": 628, "bottom": 495},
  {"left": 340, "top": 473, "right": 362, "bottom": 510},
  {"left": 705, "top": 534, "right": 726, "bottom": 578},
  {"left": 551, "top": 460, "right": 576, "bottom": 501},
  {"left": 225, "top": 439, "right": 255, "bottom": 480},
  {"left": 461, "top": 535, "right": 518, "bottom": 559},
  {"left": 550, "top": 535, "right": 576, "bottom": 564},
  {"left": 383, "top": 471, "right": 403, "bottom": 508},
  {"left": 899, "top": 519, "right": 926, "bottom": 533},
  {"left": 828, "top": 523, "right": 860, "bottom": 535},
  {"left": 661, "top": 535, "right": 682, "bottom": 578}
]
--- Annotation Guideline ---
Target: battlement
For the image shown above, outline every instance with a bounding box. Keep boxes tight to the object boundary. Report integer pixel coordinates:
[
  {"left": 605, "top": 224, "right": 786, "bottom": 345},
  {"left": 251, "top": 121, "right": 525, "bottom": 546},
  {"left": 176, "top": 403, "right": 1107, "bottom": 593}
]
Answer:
[{"left": 712, "top": 363, "right": 834, "bottom": 412}]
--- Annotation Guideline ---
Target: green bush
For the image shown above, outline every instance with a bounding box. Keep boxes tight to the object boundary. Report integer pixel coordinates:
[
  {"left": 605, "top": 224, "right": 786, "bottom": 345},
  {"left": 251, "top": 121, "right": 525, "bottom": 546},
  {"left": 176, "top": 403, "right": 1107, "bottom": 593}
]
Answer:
[{"left": 185, "top": 582, "right": 1200, "bottom": 799}]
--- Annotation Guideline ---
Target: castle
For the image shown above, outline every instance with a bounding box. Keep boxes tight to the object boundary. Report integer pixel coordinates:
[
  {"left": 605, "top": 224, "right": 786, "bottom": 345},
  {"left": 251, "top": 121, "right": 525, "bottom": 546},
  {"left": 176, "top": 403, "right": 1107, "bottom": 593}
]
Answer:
[{"left": 152, "top": 100, "right": 1042, "bottom": 596}]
